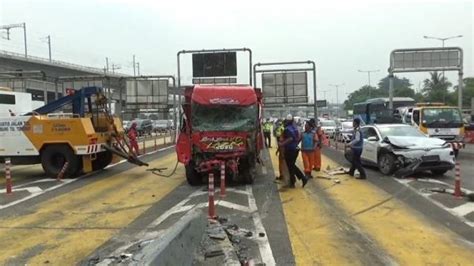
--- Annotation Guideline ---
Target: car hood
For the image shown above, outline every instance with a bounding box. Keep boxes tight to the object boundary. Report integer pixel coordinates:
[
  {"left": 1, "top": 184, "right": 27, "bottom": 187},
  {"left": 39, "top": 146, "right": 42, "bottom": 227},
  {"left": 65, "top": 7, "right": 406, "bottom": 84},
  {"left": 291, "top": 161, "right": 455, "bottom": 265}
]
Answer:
[{"left": 386, "top": 136, "right": 446, "bottom": 149}]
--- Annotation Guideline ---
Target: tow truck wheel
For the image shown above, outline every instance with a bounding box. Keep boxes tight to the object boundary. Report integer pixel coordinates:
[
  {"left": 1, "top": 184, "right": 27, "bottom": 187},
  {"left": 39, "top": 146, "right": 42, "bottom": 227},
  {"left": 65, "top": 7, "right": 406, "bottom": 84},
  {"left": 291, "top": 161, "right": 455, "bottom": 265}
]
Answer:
[
  {"left": 239, "top": 157, "right": 256, "bottom": 184},
  {"left": 92, "top": 151, "right": 113, "bottom": 171},
  {"left": 185, "top": 162, "right": 202, "bottom": 186},
  {"left": 378, "top": 153, "right": 396, "bottom": 175},
  {"left": 41, "top": 145, "right": 80, "bottom": 178}
]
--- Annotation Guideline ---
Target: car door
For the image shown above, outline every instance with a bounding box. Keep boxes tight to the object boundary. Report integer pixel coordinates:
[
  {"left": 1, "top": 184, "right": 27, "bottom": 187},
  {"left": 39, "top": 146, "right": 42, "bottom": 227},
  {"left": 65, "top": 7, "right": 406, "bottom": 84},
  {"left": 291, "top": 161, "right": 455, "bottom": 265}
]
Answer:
[
  {"left": 364, "top": 127, "right": 380, "bottom": 163},
  {"left": 360, "top": 127, "right": 371, "bottom": 161}
]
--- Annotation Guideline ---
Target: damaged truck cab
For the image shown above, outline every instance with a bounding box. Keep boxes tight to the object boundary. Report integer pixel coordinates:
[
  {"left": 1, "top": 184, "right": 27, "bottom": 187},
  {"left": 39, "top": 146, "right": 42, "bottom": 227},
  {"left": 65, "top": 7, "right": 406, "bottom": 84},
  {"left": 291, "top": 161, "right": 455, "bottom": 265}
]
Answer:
[{"left": 176, "top": 85, "right": 263, "bottom": 185}]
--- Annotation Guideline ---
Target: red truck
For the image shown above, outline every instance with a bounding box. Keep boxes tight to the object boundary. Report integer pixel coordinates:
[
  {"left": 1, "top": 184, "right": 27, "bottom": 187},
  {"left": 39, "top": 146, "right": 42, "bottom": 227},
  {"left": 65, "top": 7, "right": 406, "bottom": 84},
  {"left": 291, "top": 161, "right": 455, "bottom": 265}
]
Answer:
[{"left": 176, "top": 85, "right": 263, "bottom": 185}]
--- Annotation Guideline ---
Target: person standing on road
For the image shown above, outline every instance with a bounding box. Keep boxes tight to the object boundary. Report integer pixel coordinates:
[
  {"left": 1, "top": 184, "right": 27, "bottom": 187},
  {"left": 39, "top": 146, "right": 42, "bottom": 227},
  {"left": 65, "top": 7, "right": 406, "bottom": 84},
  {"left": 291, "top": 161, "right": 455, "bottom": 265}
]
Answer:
[
  {"left": 279, "top": 114, "right": 308, "bottom": 188},
  {"left": 301, "top": 121, "right": 318, "bottom": 179},
  {"left": 275, "top": 120, "right": 286, "bottom": 181},
  {"left": 309, "top": 118, "right": 323, "bottom": 172},
  {"left": 347, "top": 118, "right": 367, "bottom": 179},
  {"left": 128, "top": 122, "right": 140, "bottom": 156},
  {"left": 263, "top": 118, "right": 273, "bottom": 148}
]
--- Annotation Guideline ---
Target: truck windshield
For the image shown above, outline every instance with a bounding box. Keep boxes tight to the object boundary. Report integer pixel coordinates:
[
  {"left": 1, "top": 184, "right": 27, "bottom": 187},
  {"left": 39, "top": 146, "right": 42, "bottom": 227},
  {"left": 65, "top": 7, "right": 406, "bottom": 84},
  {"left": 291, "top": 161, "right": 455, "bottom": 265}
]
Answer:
[
  {"left": 422, "top": 108, "right": 463, "bottom": 128},
  {"left": 192, "top": 104, "right": 257, "bottom": 131}
]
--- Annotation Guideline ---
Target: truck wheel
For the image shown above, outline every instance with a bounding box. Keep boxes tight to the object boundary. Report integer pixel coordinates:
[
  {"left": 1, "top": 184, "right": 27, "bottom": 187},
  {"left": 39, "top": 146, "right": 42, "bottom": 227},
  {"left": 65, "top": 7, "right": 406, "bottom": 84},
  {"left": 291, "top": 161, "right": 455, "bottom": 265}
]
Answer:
[
  {"left": 41, "top": 145, "right": 80, "bottom": 178},
  {"left": 378, "top": 153, "right": 396, "bottom": 175},
  {"left": 92, "top": 151, "right": 113, "bottom": 171},
  {"left": 185, "top": 162, "right": 201, "bottom": 186},
  {"left": 239, "top": 158, "right": 256, "bottom": 184},
  {"left": 431, "top": 169, "right": 448, "bottom": 176}
]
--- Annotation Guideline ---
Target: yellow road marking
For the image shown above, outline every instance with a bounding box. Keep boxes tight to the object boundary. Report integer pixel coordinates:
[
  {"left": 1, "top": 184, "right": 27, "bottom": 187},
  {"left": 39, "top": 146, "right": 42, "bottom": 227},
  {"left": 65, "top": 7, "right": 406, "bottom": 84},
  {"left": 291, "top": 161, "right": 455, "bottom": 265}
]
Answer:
[
  {"left": 0, "top": 151, "right": 183, "bottom": 264},
  {"left": 319, "top": 154, "right": 474, "bottom": 265},
  {"left": 269, "top": 147, "right": 357, "bottom": 265}
]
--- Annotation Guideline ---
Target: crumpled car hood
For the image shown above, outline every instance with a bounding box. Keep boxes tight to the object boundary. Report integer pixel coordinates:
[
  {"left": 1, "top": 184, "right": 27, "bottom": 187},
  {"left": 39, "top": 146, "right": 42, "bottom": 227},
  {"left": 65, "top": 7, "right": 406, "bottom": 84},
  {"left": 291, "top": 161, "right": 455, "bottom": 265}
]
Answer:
[{"left": 386, "top": 136, "right": 445, "bottom": 149}]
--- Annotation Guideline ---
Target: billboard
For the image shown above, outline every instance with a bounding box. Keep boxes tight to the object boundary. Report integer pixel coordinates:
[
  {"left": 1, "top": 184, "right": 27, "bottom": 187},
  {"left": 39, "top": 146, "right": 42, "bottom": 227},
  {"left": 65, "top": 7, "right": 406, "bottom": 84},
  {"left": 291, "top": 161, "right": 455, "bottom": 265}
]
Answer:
[
  {"left": 262, "top": 72, "right": 308, "bottom": 104},
  {"left": 126, "top": 79, "right": 169, "bottom": 110},
  {"left": 192, "top": 52, "right": 237, "bottom": 77},
  {"left": 390, "top": 48, "right": 462, "bottom": 73}
]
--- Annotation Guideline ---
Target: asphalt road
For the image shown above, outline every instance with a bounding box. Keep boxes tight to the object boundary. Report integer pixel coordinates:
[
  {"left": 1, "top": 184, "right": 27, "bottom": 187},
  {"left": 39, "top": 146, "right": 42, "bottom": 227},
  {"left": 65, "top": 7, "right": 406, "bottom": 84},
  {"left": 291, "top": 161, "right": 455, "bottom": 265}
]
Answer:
[{"left": 0, "top": 139, "right": 473, "bottom": 264}]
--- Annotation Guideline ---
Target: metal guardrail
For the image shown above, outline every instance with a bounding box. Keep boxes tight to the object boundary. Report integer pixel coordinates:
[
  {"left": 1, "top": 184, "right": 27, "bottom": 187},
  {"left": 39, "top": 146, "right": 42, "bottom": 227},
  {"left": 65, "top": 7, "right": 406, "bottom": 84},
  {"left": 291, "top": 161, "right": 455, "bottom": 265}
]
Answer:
[{"left": 0, "top": 49, "right": 127, "bottom": 77}]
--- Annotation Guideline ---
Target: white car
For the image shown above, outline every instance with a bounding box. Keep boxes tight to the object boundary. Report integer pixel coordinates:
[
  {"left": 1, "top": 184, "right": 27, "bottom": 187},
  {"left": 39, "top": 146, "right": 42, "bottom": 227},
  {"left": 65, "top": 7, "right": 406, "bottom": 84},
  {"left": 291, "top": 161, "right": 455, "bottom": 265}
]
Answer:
[
  {"left": 336, "top": 121, "right": 353, "bottom": 143},
  {"left": 320, "top": 120, "right": 337, "bottom": 138},
  {"left": 345, "top": 124, "right": 455, "bottom": 176}
]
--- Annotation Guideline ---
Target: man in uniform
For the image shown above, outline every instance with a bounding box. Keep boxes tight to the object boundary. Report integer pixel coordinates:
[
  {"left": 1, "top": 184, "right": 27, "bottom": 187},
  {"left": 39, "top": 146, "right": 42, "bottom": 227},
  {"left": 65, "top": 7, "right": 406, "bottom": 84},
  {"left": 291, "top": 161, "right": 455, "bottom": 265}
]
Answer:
[
  {"left": 347, "top": 118, "right": 367, "bottom": 179},
  {"left": 263, "top": 118, "right": 273, "bottom": 148}
]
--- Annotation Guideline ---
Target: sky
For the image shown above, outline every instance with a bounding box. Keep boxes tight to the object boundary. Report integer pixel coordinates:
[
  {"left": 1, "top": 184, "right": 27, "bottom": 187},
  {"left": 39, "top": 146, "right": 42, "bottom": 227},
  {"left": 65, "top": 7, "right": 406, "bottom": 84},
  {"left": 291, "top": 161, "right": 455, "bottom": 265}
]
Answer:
[{"left": 0, "top": 0, "right": 472, "bottom": 104}]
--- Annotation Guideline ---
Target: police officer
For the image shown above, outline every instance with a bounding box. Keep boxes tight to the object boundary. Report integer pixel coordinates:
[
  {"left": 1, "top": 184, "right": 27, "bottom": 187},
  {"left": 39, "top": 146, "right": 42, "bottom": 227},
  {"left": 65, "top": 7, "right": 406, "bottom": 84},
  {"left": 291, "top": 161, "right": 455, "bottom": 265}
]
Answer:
[
  {"left": 347, "top": 118, "right": 367, "bottom": 179},
  {"left": 263, "top": 118, "right": 272, "bottom": 148}
]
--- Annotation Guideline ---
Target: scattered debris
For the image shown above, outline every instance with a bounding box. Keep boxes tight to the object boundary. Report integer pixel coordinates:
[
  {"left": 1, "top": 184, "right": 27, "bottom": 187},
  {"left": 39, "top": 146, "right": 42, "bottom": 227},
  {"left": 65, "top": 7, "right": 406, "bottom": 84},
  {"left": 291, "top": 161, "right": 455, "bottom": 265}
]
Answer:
[
  {"left": 258, "top": 232, "right": 265, "bottom": 237},
  {"left": 245, "top": 231, "right": 253, "bottom": 238},
  {"left": 205, "top": 246, "right": 225, "bottom": 258},
  {"left": 209, "top": 233, "right": 227, "bottom": 240},
  {"left": 218, "top": 217, "right": 229, "bottom": 224}
]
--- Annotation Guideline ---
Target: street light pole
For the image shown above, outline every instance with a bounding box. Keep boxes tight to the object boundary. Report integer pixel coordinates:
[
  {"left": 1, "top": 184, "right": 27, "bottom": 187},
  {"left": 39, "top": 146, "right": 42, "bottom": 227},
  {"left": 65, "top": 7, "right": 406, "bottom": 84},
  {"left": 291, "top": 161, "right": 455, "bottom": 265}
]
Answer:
[
  {"left": 423, "top": 34, "right": 463, "bottom": 103},
  {"left": 132, "top": 55, "right": 136, "bottom": 76},
  {"left": 46, "top": 35, "right": 51, "bottom": 61},
  {"left": 358, "top": 69, "right": 379, "bottom": 98},
  {"left": 0, "top": 23, "right": 27, "bottom": 57},
  {"left": 329, "top": 83, "right": 344, "bottom": 118}
]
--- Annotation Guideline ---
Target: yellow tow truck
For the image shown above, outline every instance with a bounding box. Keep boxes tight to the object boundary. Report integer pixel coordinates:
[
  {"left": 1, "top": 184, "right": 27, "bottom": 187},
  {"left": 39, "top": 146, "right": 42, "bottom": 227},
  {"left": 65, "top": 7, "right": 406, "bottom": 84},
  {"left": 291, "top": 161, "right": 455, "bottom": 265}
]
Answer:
[
  {"left": 409, "top": 102, "right": 465, "bottom": 156},
  {"left": 0, "top": 86, "right": 147, "bottom": 177}
]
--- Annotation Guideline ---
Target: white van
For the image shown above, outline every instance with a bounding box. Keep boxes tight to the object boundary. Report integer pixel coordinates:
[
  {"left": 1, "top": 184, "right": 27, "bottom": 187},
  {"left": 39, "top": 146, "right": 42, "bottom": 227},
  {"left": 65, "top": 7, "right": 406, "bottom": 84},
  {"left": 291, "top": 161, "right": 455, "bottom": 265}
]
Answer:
[{"left": 0, "top": 88, "right": 44, "bottom": 117}]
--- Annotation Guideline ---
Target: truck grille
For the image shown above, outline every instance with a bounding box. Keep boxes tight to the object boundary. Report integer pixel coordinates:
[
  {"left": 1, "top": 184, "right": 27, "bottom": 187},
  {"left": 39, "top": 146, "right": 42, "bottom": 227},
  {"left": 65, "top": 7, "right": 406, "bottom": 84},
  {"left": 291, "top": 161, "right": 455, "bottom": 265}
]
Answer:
[{"left": 430, "top": 135, "right": 455, "bottom": 140}]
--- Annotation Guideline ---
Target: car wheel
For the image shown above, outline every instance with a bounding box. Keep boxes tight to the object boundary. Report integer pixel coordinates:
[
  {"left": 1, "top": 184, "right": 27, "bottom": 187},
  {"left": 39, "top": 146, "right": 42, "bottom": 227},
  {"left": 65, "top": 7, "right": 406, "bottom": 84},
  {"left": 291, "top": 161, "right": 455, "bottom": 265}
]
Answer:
[
  {"left": 378, "top": 152, "right": 396, "bottom": 175},
  {"left": 431, "top": 169, "right": 448, "bottom": 176}
]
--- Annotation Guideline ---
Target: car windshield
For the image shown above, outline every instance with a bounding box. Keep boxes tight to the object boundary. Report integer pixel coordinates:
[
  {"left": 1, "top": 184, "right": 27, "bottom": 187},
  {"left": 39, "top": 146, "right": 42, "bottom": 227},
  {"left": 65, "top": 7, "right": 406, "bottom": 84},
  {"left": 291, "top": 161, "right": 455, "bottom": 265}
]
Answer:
[
  {"left": 422, "top": 108, "right": 463, "bottom": 127},
  {"left": 321, "top": 121, "right": 336, "bottom": 127},
  {"left": 378, "top": 126, "right": 426, "bottom": 138},
  {"left": 192, "top": 103, "right": 257, "bottom": 131}
]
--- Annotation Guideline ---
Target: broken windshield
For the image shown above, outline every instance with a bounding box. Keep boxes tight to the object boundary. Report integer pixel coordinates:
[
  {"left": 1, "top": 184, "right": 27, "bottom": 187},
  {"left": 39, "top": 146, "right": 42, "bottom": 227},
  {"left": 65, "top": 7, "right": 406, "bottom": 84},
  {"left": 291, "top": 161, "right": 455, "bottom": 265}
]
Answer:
[{"left": 192, "top": 103, "right": 257, "bottom": 131}]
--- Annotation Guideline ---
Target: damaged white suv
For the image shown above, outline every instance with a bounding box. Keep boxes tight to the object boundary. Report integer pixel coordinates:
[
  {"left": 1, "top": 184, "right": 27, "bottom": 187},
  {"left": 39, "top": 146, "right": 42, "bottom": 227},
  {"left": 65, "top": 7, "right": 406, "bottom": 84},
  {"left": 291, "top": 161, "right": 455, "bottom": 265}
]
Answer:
[{"left": 345, "top": 124, "right": 455, "bottom": 176}]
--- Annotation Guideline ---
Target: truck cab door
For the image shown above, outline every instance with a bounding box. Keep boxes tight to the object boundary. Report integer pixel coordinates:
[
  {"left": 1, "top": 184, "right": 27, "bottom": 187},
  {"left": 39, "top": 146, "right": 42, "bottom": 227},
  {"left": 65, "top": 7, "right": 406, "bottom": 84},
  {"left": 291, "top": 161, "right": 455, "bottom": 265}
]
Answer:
[{"left": 175, "top": 117, "right": 191, "bottom": 164}]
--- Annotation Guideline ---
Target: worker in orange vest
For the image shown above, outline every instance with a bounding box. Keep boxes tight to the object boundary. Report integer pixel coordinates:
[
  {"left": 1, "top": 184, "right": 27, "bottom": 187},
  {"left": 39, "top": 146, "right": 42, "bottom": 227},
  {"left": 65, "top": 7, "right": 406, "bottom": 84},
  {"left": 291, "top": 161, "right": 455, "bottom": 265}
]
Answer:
[{"left": 128, "top": 122, "right": 140, "bottom": 156}]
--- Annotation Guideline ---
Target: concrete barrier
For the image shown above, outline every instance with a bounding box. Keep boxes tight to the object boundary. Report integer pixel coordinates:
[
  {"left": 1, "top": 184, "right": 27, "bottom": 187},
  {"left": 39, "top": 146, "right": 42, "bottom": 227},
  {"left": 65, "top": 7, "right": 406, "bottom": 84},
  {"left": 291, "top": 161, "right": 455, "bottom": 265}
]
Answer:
[{"left": 131, "top": 208, "right": 206, "bottom": 265}]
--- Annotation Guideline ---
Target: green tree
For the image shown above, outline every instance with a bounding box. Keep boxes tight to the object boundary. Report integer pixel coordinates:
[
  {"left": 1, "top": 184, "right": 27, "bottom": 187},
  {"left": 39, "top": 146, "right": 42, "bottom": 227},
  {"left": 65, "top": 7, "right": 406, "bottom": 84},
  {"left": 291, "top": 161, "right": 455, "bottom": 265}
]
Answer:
[
  {"left": 378, "top": 75, "right": 413, "bottom": 95},
  {"left": 422, "top": 71, "right": 452, "bottom": 103},
  {"left": 344, "top": 85, "right": 384, "bottom": 110},
  {"left": 451, "top": 77, "right": 474, "bottom": 108}
]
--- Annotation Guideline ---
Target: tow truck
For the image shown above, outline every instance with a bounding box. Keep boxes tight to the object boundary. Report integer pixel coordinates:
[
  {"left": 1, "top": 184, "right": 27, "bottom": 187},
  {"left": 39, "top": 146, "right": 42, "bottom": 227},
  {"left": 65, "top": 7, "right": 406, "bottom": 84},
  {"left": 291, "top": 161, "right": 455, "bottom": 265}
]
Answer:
[
  {"left": 407, "top": 103, "right": 465, "bottom": 156},
  {"left": 0, "top": 86, "right": 147, "bottom": 177},
  {"left": 176, "top": 85, "right": 263, "bottom": 185}
]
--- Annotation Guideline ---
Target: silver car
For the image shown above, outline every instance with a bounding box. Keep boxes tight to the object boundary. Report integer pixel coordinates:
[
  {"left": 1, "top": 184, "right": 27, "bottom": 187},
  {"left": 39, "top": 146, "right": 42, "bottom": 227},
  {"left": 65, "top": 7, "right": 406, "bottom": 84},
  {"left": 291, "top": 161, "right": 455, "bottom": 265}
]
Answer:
[{"left": 345, "top": 124, "right": 455, "bottom": 176}]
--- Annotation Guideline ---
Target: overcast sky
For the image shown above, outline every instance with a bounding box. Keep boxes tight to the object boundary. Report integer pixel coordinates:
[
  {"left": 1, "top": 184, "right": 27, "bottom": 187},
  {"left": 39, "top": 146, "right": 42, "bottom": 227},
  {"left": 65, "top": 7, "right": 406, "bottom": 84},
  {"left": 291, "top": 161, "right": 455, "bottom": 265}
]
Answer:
[{"left": 0, "top": 0, "right": 472, "bottom": 104}]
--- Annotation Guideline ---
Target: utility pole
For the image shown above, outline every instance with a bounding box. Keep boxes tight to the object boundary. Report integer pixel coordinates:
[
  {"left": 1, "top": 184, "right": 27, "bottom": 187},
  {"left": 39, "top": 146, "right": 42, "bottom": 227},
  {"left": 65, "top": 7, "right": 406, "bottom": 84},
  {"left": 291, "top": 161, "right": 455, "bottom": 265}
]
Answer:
[
  {"left": 111, "top": 64, "right": 121, "bottom": 74},
  {"left": 132, "top": 55, "right": 136, "bottom": 76},
  {"left": 0, "top": 23, "right": 27, "bottom": 57},
  {"left": 358, "top": 69, "right": 379, "bottom": 98},
  {"left": 42, "top": 35, "right": 52, "bottom": 61},
  {"left": 105, "top": 57, "right": 109, "bottom": 73},
  {"left": 329, "top": 83, "right": 344, "bottom": 118},
  {"left": 136, "top": 62, "right": 140, "bottom": 76}
]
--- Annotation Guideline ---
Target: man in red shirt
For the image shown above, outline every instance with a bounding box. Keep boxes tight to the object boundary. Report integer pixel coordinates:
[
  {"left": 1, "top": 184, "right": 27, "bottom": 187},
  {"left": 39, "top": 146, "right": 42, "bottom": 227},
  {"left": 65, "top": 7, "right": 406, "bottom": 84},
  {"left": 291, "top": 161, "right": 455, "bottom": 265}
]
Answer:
[{"left": 128, "top": 122, "right": 140, "bottom": 155}]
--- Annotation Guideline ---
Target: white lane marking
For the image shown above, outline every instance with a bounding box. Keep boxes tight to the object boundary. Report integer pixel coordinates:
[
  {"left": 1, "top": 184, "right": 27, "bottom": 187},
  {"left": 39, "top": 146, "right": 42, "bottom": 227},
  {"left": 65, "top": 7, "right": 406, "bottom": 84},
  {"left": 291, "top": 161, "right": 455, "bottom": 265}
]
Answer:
[
  {"left": 0, "top": 180, "right": 75, "bottom": 210},
  {"left": 14, "top": 179, "right": 53, "bottom": 188},
  {"left": 217, "top": 200, "right": 251, "bottom": 213},
  {"left": 246, "top": 185, "right": 276, "bottom": 266},
  {"left": 394, "top": 178, "right": 474, "bottom": 228},
  {"left": 262, "top": 165, "right": 268, "bottom": 175},
  {"left": 451, "top": 202, "right": 474, "bottom": 217},
  {"left": 0, "top": 145, "right": 176, "bottom": 210},
  {"left": 415, "top": 178, "right": 474, "bottom": 194},
  {"left": 11, "top": 186, "right": 43, "bottom": 194}
]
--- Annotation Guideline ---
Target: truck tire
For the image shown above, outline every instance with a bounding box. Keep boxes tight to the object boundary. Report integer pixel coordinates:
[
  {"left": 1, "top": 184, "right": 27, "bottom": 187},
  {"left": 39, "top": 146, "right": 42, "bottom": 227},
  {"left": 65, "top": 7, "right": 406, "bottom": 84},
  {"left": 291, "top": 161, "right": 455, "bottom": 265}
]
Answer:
[
  {"left": 378, "top": 152, "right": 396, "bottom": 175},
  {"left": 185, "top": 162, "right": 201, "bottom": 186},
  {"left": 41, "top": 145, "right": 80, "bottom": 178},
  {"left": 92, "top": 151, "right": 113, "bottom": 171},
  {"left": 239, "top": 157, "right": 256, "bottom": 184}
]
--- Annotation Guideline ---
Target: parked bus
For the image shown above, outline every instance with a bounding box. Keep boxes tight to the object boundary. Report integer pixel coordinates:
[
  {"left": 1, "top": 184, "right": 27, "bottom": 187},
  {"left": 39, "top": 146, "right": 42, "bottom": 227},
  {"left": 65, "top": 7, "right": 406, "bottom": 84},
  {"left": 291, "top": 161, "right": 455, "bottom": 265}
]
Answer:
[
  {"left": 0, "top": 88, "right": 44, "bottom": 117},
  {"left": 353, "top": 97, "right": 415, "bottom": 124}
]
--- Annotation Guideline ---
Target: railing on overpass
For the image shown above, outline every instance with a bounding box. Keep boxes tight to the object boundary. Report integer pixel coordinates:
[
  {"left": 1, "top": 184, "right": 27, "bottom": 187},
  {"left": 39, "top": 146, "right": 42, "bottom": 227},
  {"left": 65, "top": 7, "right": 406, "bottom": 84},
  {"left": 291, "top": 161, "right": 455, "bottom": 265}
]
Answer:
[{"left": 0, "top": 49, "right": 127, "bottom": 77}]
